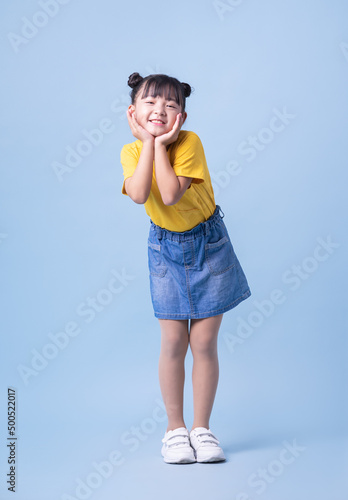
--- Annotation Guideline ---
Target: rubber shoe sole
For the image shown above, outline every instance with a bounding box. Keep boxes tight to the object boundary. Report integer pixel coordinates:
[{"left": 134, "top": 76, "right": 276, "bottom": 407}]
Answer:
[
  {"left": 190, "top": 427, "right": 226, "bottom": 463},
  {"left": 194, "top": 448, "right": 226, "bottom": 463},
  {"left": 161, "top": 427, "right": 196, "bottom": 464},
  {"left": 161, "top": 444, "right": 196, "bottom": 464}
]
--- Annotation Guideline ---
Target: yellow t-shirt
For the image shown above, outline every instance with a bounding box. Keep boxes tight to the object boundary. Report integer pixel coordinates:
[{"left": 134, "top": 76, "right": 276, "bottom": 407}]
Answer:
[{"left": 120, "top": 130, "right": 216, "bottom": 232}]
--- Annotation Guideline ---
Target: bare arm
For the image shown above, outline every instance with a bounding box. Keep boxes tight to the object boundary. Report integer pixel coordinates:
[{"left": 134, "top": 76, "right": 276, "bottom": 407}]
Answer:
[
  {"left": 154, "top": 113, "right": 192, "bottom": 206},
  {"left": 124, "top": 109, "right": 154, "bottom": 204},
  {"left": 154, "top": 142, "right": 192, "bottom": 205},
  {"left": 125, "top": 140, "right": 154, "bottom": 204}
]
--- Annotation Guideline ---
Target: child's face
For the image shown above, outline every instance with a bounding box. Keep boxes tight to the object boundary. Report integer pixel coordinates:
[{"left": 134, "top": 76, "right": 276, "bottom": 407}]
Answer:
[{"left": 129, "top": 86, "right": 187, "bottom": 137}]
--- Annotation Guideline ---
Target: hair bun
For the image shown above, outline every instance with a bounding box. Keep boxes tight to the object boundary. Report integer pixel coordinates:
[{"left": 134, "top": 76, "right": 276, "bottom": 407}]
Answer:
[
  {"left": 128, "top": 72, "right": 144, "bottom": 89},
  {"left": 181, "top": 82, "right": 192, "bottom": 98}
]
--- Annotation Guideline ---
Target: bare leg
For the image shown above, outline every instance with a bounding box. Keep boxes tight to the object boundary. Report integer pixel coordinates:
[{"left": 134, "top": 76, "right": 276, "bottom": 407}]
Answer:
[
  {"left": 158, "top": 319, "right": 189, "bottom": 432},
  {"left": 189, "top": 314, "right": 223, "bottom": 430}
]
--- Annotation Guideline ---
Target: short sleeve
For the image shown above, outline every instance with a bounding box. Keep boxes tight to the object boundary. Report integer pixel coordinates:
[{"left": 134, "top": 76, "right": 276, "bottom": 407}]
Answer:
[
  {"left": 171, "top": 132, "right": 205, "bottom": 184},
  {"left": 120, "top": 142, "right": 140, "bottom": 195}
]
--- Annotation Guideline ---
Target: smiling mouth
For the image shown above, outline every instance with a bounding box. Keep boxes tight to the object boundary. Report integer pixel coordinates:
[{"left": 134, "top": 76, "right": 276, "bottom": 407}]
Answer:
[{"left": 149, "top": 120, "right": 165, "bottom": 125}]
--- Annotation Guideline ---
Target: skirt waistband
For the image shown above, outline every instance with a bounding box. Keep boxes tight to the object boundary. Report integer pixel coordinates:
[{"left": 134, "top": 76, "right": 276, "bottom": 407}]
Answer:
[{"left": 150, "top": 205, "right": 225, "bottom": 242}]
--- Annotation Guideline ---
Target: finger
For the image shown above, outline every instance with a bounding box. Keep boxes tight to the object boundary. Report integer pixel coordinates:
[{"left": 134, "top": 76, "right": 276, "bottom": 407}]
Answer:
[
  {"left": 131, "top": 113, "right": 140, "bottom": 127},
  {"left": 175, "top": 113, "right": 183, "bottom": 131},
  {"left": 127, "top": 113, "right": 135, "bottom": 130},
  {"left": 127, "top": 109, "right": 134, "bottom": 123},
  {"left": 131, "top": 113, "right": 139, "bottom": 127},
  {"left": 127, "top": 113, "right": 136, "bottom": 129},
  {"left": 172, "top": 113, "right": 181, "bottom": 130}
]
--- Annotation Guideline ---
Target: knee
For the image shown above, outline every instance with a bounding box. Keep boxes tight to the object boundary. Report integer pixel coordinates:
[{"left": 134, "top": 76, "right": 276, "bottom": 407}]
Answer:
[
  {"left": 161, "top": 332, "right": 188, "bottom": 359},
  {"left": 190, "top": 336, "right": 217, "bottom": 358}
]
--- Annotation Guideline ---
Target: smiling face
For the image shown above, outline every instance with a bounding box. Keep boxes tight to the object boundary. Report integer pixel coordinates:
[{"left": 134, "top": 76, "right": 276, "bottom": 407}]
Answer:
[{"left": 129, "top": 83, "right": 187, "bottom": 137}]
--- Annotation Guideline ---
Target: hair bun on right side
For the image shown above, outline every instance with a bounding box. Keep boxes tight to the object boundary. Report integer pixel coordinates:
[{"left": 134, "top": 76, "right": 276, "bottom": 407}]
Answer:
[
  {"left": 181, "top": 82, "right": 192, "bottom": 98},
  {"left": 128, "top": 72, "right": 144, "bottom": 89}
]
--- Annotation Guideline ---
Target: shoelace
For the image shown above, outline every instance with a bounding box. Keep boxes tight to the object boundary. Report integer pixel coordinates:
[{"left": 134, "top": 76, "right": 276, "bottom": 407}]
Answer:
[
  {"left": 194, "top": 431, "right": 220, "bottom": 446},
  {"left": 162, "top": 432, "right": 190, "bottom": 448}
]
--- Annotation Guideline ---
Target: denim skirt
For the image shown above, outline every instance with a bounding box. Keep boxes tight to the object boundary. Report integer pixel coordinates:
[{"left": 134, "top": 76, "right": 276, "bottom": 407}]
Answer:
[{"left": 147, "top": 205, "right": 251, "bottom": 320}]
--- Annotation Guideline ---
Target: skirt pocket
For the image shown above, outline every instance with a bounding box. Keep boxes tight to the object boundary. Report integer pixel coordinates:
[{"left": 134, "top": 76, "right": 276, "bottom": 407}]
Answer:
[
  {"left": 205, "top": 235, "right": 236, "bottom": 276},
  {"left": 148, "top": 241, "right": 167, "bottom": 278}
]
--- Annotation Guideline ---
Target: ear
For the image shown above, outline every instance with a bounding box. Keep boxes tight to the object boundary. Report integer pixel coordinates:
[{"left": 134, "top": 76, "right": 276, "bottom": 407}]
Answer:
[
  {"left": 128, "top": 105, "right": 135, "bottom": 115},
  {"left": 181, "top": 111, "right": 187, "bottom": 125}
]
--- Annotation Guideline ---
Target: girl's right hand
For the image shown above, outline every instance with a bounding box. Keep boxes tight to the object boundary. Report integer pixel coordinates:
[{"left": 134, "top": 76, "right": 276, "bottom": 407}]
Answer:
[{"left": 127, "top": 109, "right": 154, "bottom": 144}]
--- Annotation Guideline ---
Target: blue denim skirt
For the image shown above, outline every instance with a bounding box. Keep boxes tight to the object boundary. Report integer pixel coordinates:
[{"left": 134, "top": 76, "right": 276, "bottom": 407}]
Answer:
[{"left": 147, "top": 205, "right": 251, "bottom": 320}]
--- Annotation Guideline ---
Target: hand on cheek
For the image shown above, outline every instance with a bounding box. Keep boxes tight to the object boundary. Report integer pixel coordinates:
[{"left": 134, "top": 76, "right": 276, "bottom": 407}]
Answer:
[
  {"left": 127, "top": 108, "right": 154, "bottom": 143},
  {"left": 155, "top": 113, "right": 184, "bottom": 147}
]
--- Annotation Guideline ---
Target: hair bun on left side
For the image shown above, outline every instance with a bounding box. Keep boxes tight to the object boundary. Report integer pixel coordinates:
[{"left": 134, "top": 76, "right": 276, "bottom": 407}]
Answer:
[{"left": 127, "top": 72, "right": 144, "bottom": 89}]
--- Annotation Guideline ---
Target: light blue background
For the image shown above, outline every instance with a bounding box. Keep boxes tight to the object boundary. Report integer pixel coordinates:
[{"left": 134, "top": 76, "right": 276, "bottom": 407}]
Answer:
[{"left": 1, "top": 0, "right": 347, "bottom": 499}]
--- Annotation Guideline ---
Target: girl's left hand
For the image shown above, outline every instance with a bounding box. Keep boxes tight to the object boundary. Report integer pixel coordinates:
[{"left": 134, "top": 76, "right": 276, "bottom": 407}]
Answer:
[{"left": 155, "top": 113, "right": 184, "bottom": 147}]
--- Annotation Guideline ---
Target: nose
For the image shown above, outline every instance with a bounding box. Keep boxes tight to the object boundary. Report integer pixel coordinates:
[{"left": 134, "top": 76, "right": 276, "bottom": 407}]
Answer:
[{"left": 154, "top": 103, "right": 166, "bottom": 116}]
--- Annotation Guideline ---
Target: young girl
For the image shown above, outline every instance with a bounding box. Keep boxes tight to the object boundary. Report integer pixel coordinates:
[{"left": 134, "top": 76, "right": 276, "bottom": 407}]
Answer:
[{"left": 120, "top": 72, "right": 251, "bottom": 464}]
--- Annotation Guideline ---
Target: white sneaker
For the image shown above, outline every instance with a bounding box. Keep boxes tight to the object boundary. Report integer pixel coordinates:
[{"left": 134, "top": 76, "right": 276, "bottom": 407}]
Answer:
[
  {"left": 161, "top": 427, "right": 196, "bottom": 464},
  {"left": 190, "top": 427, "right": 226, "bottom": 463}
]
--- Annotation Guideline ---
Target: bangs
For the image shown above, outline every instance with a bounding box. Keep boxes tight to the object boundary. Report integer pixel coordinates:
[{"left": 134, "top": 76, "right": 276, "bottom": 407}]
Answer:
[{"left": 140, "top": 77, "right": 184, "bottom": 109}]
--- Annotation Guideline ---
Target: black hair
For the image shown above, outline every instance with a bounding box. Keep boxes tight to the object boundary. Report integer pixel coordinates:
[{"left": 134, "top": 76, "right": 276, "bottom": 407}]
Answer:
[{"left": 127, "top": 72, "right": 192, "bottom": 112}]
